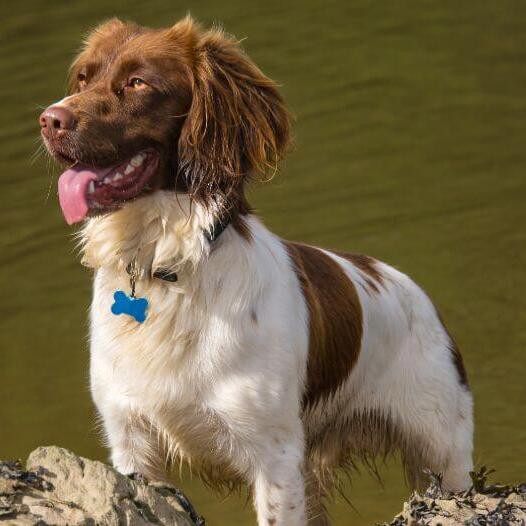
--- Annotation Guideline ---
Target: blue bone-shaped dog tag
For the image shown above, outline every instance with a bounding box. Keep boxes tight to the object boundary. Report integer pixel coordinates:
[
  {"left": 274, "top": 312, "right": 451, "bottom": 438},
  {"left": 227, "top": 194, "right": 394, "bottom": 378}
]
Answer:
[{"left": 111, "top": 291, "right": 149, "bottom": 323}]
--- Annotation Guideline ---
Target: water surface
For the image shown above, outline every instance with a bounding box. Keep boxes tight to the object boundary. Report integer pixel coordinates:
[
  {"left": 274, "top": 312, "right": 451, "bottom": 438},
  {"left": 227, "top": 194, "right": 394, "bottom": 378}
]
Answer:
[{"left": 1, "top": 1, "right": 525, "bottom": 524}]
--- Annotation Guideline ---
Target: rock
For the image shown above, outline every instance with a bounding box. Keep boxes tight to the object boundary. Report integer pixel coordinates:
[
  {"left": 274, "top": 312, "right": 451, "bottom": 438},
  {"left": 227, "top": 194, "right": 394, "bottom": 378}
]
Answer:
[
  {"left": 382, "top": 468, "right": 526, "bottom": 526},
  {"left": 0, "top": 446, "right": 205, "bottom": 525},
  {"left": 4, "top": 449, "right": 524, "bottom": 526}
]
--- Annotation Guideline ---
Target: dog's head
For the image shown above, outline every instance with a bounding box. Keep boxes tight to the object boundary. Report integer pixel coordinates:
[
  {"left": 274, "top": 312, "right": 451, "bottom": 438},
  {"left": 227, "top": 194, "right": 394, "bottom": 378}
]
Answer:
[{"left": 40, "top": 17, "right": 291, "bottom": 224}]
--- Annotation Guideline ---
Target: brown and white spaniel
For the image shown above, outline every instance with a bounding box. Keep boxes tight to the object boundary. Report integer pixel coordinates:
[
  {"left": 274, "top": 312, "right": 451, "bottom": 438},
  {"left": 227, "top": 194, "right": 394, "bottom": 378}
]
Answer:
[{"left": 40, "top": 17, "right": 473, "bottom": 526}]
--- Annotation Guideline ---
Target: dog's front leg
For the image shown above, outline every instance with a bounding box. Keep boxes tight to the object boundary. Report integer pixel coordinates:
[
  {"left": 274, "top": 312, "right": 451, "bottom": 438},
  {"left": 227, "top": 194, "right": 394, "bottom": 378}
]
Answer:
[
  {"left": 252, "top": 438, "right": 307, "bottom": 526},
  {"left": 98, "top": 401, "right": 166, "bottom": 481}
]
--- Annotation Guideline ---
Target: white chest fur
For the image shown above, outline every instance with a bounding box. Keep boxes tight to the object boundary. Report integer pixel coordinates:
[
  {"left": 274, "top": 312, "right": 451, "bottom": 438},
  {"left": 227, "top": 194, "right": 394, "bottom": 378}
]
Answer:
[{"left": 86, "top": 196, "right": 309, "bottom": 484}]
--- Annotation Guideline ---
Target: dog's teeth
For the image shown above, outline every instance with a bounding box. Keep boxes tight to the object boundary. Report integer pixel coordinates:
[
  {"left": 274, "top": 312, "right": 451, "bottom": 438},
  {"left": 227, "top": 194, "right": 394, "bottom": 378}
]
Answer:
[
  {"left": 88, "top": 181, "right": 95, "bottom": 194},
  {"left": 113, "top": 173, "right": 123, "bottom": 181},
  {"left": 131, "top": 154, "right": 144, "bottom": 167},
  {"left": 124, "top": 164, "right": 134, "bottom": 175}
]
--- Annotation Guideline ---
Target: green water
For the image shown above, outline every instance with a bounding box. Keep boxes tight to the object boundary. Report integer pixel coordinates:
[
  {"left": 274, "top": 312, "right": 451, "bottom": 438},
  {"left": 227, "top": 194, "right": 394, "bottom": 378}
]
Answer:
[{"left": 1, "top": 1, "right": 525, "bottom": 524}]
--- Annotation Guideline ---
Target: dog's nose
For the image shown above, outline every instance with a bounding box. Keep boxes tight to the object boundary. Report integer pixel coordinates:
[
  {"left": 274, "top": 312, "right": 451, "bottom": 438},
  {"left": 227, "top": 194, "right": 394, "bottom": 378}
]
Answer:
[{"left": 39, "top": 106, "right": 77, "bottom": 134}]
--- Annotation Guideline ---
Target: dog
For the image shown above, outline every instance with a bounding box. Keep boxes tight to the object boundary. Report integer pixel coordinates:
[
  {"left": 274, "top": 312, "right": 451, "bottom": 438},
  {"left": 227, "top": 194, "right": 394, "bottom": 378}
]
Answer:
[{"left": 40, "top": 16, "right": 474, "bottom": 526}]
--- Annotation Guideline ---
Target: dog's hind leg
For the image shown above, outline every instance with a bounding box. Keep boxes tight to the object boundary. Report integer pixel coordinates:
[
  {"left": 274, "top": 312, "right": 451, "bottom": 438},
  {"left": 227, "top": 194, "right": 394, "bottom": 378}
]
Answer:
[
  {"left": 357, "top": 280, "right": 476, "bottom": 493},
  {"left": 394, "top": 367, "right": 474, "bottom": 492},
  {"left": 401, "top": 406, "right": 474, "bottom": 493},
  {"left": 423, "top": 387, "right": 474, "bottom": 493}
]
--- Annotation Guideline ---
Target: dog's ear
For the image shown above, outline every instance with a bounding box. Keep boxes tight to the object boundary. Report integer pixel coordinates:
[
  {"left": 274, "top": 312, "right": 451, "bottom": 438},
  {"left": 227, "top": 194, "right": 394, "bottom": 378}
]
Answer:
[{"left": 176, "top": 20, "right": 292, "bottom": 202}]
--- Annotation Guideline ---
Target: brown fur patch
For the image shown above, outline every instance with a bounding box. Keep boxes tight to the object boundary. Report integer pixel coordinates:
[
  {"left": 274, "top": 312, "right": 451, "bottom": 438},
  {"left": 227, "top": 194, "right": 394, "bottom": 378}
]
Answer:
[
  {"left": 433, "top": 306, "right": 469, "bottom": 387},
  {"left": 332, "top": 251, "right": 384, "bottom": 293},
  {"left": 284, "top": 242, "right": 363, "bottom": 409},
  {"left": 449, "top": 339, "right": 468, "bottom": 387}
]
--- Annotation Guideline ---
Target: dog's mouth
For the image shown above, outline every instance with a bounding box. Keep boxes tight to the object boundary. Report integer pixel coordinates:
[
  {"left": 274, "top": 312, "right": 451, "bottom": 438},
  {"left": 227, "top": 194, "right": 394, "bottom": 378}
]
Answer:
[{"left": 57, "top": 149, "right": 160, "bottom": 224}]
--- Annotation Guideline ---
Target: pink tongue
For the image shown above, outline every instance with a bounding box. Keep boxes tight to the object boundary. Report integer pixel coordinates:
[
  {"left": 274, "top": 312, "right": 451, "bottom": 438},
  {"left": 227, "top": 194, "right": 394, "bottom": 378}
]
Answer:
[{"left": 58, "top": 165, "right": 101, "bottom": 224}]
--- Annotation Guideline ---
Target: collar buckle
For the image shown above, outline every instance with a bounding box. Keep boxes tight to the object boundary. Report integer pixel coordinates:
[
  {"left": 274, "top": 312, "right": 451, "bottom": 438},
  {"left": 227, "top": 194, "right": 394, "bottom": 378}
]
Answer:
[{"left": 126, "top": 216, "right": 230, "bottom": 284}]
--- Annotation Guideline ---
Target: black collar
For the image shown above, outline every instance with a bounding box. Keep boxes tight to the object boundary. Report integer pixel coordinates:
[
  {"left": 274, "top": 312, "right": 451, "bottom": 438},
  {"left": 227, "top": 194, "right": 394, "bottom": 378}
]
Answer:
[
  {"left": 152, "top": 216, "right": 230, "bottom": 283},
  {"left": 204, "top": 216, "right": 230, "bottom": 244}
]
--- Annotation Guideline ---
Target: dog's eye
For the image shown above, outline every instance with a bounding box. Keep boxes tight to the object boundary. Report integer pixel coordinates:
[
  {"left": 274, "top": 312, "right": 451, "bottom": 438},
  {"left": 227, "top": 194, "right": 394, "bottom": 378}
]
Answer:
[
  {"left": 77, "top": 72, "right": 87, "bottom": 89},
  {"left": 129, "top": 77, "right": 147, "bottom": 89}
]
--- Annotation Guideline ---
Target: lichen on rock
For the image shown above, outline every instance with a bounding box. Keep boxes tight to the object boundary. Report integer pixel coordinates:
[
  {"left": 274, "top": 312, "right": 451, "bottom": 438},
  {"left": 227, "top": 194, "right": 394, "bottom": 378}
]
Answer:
[
  {"left": 0, "top": 446, "right": 205, "bottom": 525},
  {"left": 382, "top": 468, "right": 526, "bottom": 526}
]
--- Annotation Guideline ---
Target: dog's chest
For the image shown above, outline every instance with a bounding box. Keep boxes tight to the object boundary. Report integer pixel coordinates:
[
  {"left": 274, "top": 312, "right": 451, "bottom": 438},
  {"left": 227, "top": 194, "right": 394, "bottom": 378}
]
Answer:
[
  {"left": 90, "top": 273, "right": 252, "bottom": 478},
  {"left": 90, "top": 271, "right": 214, "bottom": 407}
]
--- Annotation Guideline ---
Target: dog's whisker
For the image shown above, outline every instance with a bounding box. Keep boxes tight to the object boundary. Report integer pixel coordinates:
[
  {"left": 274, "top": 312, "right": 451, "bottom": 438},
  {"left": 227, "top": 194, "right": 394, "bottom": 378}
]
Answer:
[
  {"left": 44, "top": 170, "right": 56, "bottom": 204},
  {"left": 169, "top": 111, "right": 190, "bottom": 119}
]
